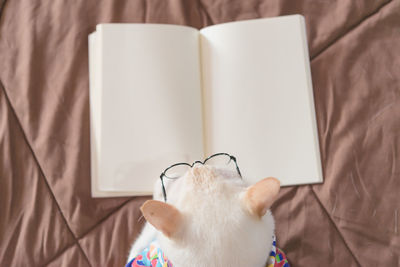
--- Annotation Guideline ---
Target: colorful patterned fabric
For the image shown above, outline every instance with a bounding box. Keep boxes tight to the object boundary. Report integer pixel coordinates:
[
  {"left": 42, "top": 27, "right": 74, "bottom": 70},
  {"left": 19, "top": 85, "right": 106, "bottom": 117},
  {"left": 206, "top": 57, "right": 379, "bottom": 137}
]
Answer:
[
  {"left": 266, "top": 236, "right": 290, "bottom": 267},
  {"left": 126, "top": 236, "right": 289, "bottom": 267},
  {"left": 125, "top": 242, "right": 172, "bottom": 267}
]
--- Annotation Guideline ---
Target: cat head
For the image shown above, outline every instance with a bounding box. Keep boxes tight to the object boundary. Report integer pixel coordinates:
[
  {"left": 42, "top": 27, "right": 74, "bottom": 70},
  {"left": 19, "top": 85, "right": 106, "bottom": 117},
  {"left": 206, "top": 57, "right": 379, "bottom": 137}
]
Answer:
[{"left": 141, "top": 165, "right": 280, "bottom": 267}]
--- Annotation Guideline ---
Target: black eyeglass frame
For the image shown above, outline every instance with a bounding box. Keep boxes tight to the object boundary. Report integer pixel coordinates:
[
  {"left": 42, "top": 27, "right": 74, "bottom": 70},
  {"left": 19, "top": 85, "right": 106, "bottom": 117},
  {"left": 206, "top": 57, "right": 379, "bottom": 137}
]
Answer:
[{"left": 159, "top": 152, "right": 242, "bottom": 202}]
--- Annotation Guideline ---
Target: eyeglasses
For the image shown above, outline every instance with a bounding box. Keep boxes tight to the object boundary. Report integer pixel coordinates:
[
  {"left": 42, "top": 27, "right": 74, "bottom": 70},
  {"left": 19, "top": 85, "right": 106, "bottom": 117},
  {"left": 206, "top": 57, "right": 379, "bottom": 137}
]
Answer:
[{"left": 159, "top": 152, "right": 242, "bottom": 202}]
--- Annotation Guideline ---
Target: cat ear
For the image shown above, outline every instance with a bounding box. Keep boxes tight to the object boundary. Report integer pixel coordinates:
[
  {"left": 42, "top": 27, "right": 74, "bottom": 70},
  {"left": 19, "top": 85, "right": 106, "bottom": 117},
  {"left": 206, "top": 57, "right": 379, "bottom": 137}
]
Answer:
[
  {"left": 241, "top": 177, "right": 280, "bottom": 218},
  {"left": 140, "top": 200, "right": 183, "bottom": 238}
]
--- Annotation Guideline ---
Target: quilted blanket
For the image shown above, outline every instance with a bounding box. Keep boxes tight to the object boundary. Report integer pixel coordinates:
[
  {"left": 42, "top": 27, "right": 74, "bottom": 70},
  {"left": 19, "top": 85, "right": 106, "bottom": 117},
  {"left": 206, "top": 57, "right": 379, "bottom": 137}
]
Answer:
[{"left": 0, "top": 0, "right": 399, "bottom": 266}]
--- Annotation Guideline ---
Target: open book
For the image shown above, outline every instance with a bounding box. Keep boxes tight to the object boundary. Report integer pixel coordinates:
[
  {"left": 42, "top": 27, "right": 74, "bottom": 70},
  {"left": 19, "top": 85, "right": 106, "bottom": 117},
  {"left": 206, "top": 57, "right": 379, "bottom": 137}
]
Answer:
[{"left": 88, "top": 15, "right": 323, "bottom": 197}]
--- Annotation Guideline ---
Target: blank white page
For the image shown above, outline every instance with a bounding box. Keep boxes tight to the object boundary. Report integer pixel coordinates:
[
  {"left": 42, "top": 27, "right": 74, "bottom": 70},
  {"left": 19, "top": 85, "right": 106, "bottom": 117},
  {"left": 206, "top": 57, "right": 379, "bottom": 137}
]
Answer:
[
  {"left": 200, "top": 15, "right": 323, "bottom": 186},
  {"left": 97, "top": 24, "right": 203, "bottom": 193}
]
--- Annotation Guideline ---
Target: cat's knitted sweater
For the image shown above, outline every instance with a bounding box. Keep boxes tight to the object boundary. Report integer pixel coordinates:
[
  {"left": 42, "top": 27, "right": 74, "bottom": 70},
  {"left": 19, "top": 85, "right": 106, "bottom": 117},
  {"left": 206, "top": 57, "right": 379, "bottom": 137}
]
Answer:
[{"left": 125, "top": 236, "right": 289, "bottom": 267}]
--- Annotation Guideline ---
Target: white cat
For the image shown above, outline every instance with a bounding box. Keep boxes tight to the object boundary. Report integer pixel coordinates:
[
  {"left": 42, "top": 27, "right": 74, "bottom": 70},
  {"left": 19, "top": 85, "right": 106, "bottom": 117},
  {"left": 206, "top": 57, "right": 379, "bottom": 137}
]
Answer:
[{"left": 127, "top": 164, "right": 282, "bottom": 267}]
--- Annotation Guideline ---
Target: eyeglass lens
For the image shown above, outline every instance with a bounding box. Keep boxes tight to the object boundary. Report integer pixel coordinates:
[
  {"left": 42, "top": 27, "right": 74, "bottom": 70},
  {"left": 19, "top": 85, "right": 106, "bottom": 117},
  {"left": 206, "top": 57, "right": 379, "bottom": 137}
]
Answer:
[{"left": 164, "top": 154, "right": 237, "bottom": 179}]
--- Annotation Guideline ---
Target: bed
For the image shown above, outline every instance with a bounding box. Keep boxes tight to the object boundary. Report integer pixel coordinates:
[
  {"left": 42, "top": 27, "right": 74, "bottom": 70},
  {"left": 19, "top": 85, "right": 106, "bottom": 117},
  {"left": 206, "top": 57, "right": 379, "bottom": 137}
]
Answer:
[{"left": 1, "top": 0, "right": 399, "bottom": 266}]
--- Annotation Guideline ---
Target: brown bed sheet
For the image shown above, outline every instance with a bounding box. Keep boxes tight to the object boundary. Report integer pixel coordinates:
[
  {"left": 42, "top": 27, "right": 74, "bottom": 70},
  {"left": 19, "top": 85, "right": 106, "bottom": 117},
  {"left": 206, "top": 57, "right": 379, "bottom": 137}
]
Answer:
[{"left": 1, "top": 0, "right": 399, "bottom": 266}]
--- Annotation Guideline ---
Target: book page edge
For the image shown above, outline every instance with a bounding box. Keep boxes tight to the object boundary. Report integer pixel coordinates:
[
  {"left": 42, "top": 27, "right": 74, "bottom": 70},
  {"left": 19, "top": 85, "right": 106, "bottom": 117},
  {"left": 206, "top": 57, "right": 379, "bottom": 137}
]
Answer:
[
  {"left": 200, "top": 14, "right": 305, "bottom": 32},
  {"left": 299, "top": 15, "right": 325, "bottom": 184}
]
